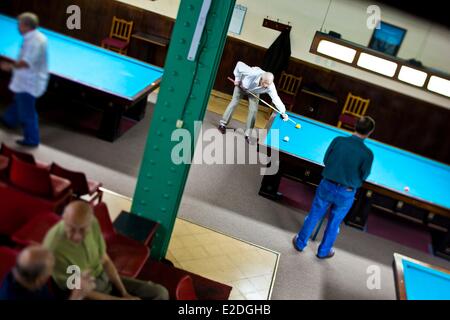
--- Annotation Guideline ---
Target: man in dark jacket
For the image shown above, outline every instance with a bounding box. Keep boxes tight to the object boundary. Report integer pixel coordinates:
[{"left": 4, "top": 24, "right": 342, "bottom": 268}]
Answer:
[{"left": 293, "top": 116, "right": 375, "bottom": 259}]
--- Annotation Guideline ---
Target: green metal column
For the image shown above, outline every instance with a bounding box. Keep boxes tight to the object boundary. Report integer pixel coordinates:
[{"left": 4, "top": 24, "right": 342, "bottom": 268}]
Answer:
[{"left": 131, "top": 0, "right": 236, "bottom": 260}]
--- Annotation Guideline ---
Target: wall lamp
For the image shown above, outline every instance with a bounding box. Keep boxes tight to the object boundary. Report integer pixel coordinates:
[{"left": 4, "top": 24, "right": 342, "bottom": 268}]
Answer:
[{"left": 310, "top": 31, "right": 450, "bottom": 98}]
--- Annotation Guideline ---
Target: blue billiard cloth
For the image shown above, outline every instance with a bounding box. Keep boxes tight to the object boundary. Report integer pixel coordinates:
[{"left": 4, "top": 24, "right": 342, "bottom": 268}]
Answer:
[
  {"left": 295, "top": 135, "right": 373, "bottom": 257},
  {"left": 2, "top": 93, "right": 40, "bottom": 145}
]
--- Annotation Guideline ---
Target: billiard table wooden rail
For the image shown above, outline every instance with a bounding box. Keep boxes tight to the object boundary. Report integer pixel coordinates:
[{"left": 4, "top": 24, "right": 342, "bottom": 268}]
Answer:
[
  {"left": 40, "top": 73, "right": 161, "bottom": 141},
  {"left": 393, "top": 253, "right": 450, "bottom": 300},
  {"left": 258, "top": 114, "right": 450, "bottom": 260}
]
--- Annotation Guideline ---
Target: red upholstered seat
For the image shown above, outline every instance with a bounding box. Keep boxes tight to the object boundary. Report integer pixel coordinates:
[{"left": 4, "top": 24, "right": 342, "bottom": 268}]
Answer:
[
  {"left": 94, "top": 202, "right": 149, "bottom": 277},
  {"left": 0, "top": 143, "right": 49, "bottom": 170},
  {"left": 138, "top": 260, "right": 198, "bottom": 300},
  {"left": 0, "top": 247, "right": 18, "bottom": 282},
  {"left": 337, "top": 93, "right": 370, "bottom": 130},
  {"left": 0, "top": 182, "right": 62, "bottom": 236},
  {"left": 338, "top": 113, "right": 359, "bottom": 129},
  {"left": 11, "top": 212, "right": 61, "bottom": 247},
  {"left": 9, "top": 156, "right": 71, "bottom": 199},
  {"left": 50, "top": 175, "right": 72, "bottom": 198},
  {"left": 87, "top": 180, "right": 102, "bottom": 195},
  {"left": 94, "top": 202, "right": 115, "bottom": 239},
  {"left": 0, "top": 155, "right": 9, "bottom": 180},
  {"left": 101, "top": 37, "right": 129, "bottom": 50},
  {"left": 175, "top": 275, "right": 198, "bottom": 300},
  {"left": 107, "top": 234, "right": 150, "bottom": 277},
  {"left": 1, "top": 143, "right": 35, "bottom": 164},
  {"left": 50, "top": 163, "right": 102, "bottom": 203}
]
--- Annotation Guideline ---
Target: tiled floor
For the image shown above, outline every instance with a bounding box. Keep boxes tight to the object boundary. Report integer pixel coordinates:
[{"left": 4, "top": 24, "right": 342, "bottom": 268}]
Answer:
[{"left": 101, "top": 189, "right": 279, "bottom": 300}]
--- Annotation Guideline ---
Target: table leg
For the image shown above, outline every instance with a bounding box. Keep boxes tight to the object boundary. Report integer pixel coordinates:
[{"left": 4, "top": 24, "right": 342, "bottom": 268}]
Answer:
[
  {"left": 258, "top": 164, "right": 283, "bottom": 200},
  {"left": 124, "top": 95, "right": 148, "bottom": 121},
  {"left": 344, "top": 189, "right": 373, "bottom": 230},
  {"left": 98, "top": 102, "right": 124, "bottom": 142}
]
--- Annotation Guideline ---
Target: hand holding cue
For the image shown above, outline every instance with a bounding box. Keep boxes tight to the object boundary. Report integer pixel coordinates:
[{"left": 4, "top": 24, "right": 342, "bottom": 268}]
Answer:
[{"left": 227, "top": 77, "right": 300, "bottom": 127}]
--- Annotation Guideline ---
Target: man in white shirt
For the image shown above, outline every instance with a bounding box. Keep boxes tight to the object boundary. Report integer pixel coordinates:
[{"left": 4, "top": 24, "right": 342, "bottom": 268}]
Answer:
[
  {"left": 0, "top": 12, "right": 49, "bottom": 147},
  {"left": 218, "top": 61, "right": 288, "bottom": 143}
]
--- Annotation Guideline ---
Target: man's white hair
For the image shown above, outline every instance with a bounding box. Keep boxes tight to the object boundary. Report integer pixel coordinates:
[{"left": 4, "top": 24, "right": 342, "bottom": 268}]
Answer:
[
  {"left": 18, "top": 12, "right": 39, "bottom": 30},
  {"left": 261, "top": 72, "right": 274, "bottom": 84}
]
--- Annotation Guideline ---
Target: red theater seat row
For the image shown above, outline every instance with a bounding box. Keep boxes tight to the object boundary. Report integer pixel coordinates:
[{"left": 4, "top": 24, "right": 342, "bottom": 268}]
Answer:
[
  {"left": 0, "top": 144, "right": 197, "bottom": 300},
  {"left": 0, "top": 143, "right": 50, "bottom": 170},
  {"left": 2, "top": 201, "right": 150, "bottom": 279},
  {"left": 0, "top": 181, "right": 64, "bottom": 236},
  {"left": 50, "top": 163, "right": 103, "bottom": 203},
  {"left": 0, "top": 143, "right": 102, "bottom": 205},
  {"left": 10, "top": 156, "right": 72, "bottom": 200}
]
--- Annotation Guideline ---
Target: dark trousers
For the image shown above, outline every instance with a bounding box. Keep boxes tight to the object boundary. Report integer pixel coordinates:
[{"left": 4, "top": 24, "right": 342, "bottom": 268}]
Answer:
[
  {"left": 95, "top": 271, "right": 169, "bottom": 300},
  {"left": 295, "top": 179, "right": 356, "bottom": 257},
  {"left": 2, "top": 92, "right": 40, "bottom": 145}
]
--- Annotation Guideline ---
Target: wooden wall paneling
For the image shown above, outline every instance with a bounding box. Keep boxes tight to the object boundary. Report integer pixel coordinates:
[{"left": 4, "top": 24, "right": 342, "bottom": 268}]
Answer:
[{"left": 1, "top": 0, "right": 449, "bottom": 164}]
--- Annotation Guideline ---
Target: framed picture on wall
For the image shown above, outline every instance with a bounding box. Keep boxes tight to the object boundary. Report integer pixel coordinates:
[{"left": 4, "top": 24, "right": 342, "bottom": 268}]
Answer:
[{"left": 368, "top": 21, "right": 407, "bottom": 56}]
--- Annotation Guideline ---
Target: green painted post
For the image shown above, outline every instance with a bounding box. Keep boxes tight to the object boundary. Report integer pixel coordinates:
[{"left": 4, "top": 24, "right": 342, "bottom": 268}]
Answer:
[{"left": 131, "top": 0, "right": 236, "bottom": 260}]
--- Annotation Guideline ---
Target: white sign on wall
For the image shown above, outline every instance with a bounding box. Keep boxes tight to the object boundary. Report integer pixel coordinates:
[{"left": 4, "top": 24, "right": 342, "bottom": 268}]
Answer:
[{"left": 228, "top": 4, "right": 247, "bottom": 35}]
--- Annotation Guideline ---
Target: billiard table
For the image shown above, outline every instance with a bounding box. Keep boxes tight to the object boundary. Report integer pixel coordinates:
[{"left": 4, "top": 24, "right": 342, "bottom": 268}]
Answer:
[
  {"left": 0, "top": 14, "right": 163, "bottom": 141},
  {"left": 393, "top": 253, "right": 450, "bottom": 300},
  {"left": 259, "top": 112, "right": 450, "bottom": 259}
]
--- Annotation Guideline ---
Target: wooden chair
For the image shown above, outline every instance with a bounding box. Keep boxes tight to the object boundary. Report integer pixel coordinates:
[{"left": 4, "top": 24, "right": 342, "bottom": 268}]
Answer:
[
  {"left": 277, "top": 71, "right": 302, "bottom": 112},
  {"left": 337, "top": 92, "right": 370, "bottom": 130},
  {"left": 101, "top": 16, "right": 134, "bottom": 55}
]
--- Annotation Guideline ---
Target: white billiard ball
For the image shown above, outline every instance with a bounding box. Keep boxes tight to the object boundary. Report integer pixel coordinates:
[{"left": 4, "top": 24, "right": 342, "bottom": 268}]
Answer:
[
  {"left": 283, "top": 136, "right": 289, "bottom": 142},
  {"left": 404, "top": 186, "right": 410, "bottom": 192}
]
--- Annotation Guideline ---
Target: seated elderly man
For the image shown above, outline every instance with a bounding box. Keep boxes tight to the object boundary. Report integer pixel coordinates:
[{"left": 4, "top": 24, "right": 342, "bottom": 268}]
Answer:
[
  {"left": 43, "top": 200, "right": 169, "bottom": 300},
  {"left": 0, "top": 245, "right": 94, "bottom": 300}
]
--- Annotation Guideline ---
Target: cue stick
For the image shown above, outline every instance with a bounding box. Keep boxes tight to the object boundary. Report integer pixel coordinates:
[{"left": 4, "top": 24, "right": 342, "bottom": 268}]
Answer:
[
  {"left": 227, "top": 77, "right": 299, "bottom": 126},
  {"left": 311, "top": 215, "right": 327, "bottom": 241}
]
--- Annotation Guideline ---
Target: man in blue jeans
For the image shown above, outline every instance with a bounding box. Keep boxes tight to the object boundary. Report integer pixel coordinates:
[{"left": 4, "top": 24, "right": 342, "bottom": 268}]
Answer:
[
  {"left": 0, "top": 12, "right": 49, "bottom": 147},
  {"left": 293, "top": 116, "right": 375, "bottom": 259}
]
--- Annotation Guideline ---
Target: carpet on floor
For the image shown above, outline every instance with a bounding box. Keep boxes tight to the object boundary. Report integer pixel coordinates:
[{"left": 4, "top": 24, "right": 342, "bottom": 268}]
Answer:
[
  {"left": 278, "top": 177, "right": 432, "bottom": 254},
  {"left": 367, "top": 209, "right": 432, "bottom": 254}
]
